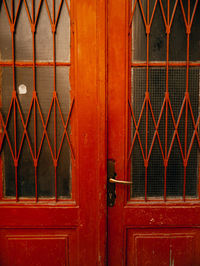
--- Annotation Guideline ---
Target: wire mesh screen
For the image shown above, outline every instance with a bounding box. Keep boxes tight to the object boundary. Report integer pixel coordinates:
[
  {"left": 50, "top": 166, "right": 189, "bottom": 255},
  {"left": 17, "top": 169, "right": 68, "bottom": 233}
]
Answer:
[
  {"left": 130, "top": 0, "right": 200, "bottom": 201},
  {"left": 0, "top": 0, "right": 73, "bottom": 201}
]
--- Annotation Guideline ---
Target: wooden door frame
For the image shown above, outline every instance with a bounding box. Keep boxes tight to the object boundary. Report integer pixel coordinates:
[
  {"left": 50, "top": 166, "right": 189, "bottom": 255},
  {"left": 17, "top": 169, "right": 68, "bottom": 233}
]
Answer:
[{"left": 75, "top": 0, "right": 107, "bottom": 264}]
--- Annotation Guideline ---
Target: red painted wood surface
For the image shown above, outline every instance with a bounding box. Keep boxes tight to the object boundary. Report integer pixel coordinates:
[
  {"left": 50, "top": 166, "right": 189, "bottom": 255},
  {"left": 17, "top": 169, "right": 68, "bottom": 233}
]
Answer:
[
  {"left": 127, "top": 229, "right": 197, "bottom": 265},
  {"left": 108, "top": 0, "right": 200, "bottom": 265},
  {"left": 2, "top": 0, "right": 200, "bottom": 265},
  {"left": 0, "top": 0, "right": 107, "bottom": 265},
  {"left": 0, "top": 229, "right": 77, "bottom": 266}
]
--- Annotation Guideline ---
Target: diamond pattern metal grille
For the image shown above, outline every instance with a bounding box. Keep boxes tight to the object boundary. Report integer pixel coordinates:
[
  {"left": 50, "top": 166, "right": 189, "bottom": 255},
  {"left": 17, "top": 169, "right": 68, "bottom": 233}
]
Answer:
[
  {"left": 129, "top": 0, "right": 200, "bottom": 201},
  {"left": 0, "top": 0, "right": 74, "bottom": 201}
]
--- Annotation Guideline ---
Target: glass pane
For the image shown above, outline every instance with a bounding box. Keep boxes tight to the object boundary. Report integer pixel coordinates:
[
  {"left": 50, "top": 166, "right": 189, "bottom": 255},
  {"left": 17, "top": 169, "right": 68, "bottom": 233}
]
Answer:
[
  {"left": 190, "top": 1, "right": 200, "bottom": 61},
  {"left": 131, "top": 68, "right": 146, "bottom": 198},
  {"left": 169, "top": 2, "right": 187, "bottom": 62},
  {"left": 16, "top": 68, "right": 34, "bottom": 197},
  {"left": 15, "top": 2, "right": 33, "bottom": 61},
  {"left": 57, "top": 137, "right": 71, "bottom": 198},
  {"left": 38, "top": 138, "right": 55, "bottom": 197},
  {"left": 3, "top": 141, "right": 16, "bottom": 197},
  {"left": 0, "top": 1, "right": 12, "bottom": 60},
  {"left": 56, "top": 67, "right": 71, "bottom": 198},
  {"left": 166, "top": 140, "right": 184, "bottom": 197},
  {"left": 132, "top": 0, "right": 146, "bottom": 62},
  {"left": 36, "top": 67, "right": 71, "bottom": 198},
  {"left": 36, "top": 67, "right": 54, "bottom": 121},
  {"left": 0, "top": 0, "right": 72, "bottom": 199},
  {"left": 1, "top": 67, "right": 13, "bottom": 119},
  {"left": 130, "top": 0, "right": 200, "bottom": 200},
  {"left": 18, "top": 139, "right": 35, "bottom": 197},
  {"left": 147, "top": 139, "right": 164, "bottom": 197},
  {"left": 130, "top": 67, "right": 200, "bottom": 199},
  {"left": 1, "top": 67, "right": 15, "bottom": 197},
  {"left": 56, "top": 1, "right": 70, "bottom": 62},
  {"left": 35, "top": 1, "right": 53, "bottom": 61},
  {"left": 149, "top": 3, "right": 166, "bottom": 61},
  {"left": 16, "top": 67, "right": 33, "bottom": 120},
  {"left": 1, "top": 66, "right": 72, "bottom": 198},
  {"left": 131, "top": 139, "right": 145, "bottom": 198}
]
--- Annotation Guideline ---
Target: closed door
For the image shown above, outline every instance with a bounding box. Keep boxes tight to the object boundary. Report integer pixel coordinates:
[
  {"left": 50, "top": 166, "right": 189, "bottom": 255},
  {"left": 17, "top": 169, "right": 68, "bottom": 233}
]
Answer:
[
  {"left": 0, "top": 0, "right": 106, "bottom": 265},
  {"left": 108, "top": 0, "right": 200, "bottom": 265}
]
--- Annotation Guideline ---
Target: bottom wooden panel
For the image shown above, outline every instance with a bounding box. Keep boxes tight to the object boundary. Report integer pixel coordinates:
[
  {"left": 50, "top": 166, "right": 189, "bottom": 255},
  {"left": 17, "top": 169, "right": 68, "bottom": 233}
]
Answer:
[
  {"left": 126, "top": 228, "right": 200, "bottom": 266},
  {"left": 0, "top": 229, "right": 77, "bottom": 266}
]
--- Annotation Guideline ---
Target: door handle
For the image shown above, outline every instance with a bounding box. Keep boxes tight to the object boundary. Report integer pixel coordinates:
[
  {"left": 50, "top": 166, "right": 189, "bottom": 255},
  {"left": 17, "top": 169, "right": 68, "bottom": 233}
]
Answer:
[
  {"left": 109, "top": 178, "right": 132, "bottom": 185},
  {"left": 107, "top": 159, "right": 132, "bottom": 207}
]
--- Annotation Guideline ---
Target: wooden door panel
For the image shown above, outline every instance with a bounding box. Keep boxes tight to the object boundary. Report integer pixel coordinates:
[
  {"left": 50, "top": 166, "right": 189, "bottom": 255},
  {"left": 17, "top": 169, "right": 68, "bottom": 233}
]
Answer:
[
  {"left": 124, "top": 206, "right": 200, "bottom": 227},
  {"left": 127, "top": 229, "right": 197, "bottom": 266},
  {"left": 0, "top": 228, "right": 77, "bottom": 266},
  {"left": 0, "top": 207, "right": 78, "bottom": 227},
  {"left": 8, "top": 238, "right": 68, "bottom": 266}
]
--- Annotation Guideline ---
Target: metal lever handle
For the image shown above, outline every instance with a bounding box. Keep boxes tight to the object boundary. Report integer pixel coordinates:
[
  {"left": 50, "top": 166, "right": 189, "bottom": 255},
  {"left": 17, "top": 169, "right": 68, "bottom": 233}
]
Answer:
[
  {"left": 109, "top": 178, "right": 132, "bottom": 185},
  {"left": 107, "top": 160, "right": 132, "bottom": 207}
]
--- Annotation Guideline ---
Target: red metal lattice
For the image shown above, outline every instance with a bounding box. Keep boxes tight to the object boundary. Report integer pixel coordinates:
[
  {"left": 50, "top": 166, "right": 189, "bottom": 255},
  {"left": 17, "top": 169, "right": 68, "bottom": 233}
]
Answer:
[
  {"left": 129, "top": 0, "right": 200, "bottom": 201},
  {"left": 0, "top": 0, "right": 74, "bottom": 202}
]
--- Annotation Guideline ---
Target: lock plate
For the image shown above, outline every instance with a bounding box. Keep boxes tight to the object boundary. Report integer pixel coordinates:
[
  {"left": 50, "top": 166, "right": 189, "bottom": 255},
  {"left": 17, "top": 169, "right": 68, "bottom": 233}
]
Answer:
[{"left": 107, "top": 159, "right": 116, "bottom": 207}]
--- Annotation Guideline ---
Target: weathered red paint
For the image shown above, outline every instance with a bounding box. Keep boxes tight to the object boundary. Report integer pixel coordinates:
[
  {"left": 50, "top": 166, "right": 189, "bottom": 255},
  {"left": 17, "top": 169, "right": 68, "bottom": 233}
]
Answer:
[
  {"left": 1, "top": 0, "right": 200, "bottom": 264},
  {"left": 108, "top": 0, "right": 200, "bottom": 265},
  {"left": 0, "top": 0, "right": 107, "bottom": 265}
]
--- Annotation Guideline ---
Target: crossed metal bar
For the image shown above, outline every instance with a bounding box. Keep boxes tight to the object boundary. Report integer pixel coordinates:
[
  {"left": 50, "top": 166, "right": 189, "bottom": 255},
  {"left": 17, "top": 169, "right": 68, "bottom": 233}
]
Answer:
[
  {"left": 0, "top": 0, "right": 73, "bottom": 201},
  {"left": 129, "top": 0, "right": 200, "bottom": 201}
]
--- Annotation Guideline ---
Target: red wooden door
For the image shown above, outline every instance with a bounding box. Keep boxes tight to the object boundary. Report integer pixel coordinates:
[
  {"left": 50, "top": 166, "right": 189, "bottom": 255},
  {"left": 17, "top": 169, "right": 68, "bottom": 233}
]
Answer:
[
  {"left": 0, "top": 0, "right": 106, "bottom": 265},
  {"left": 1, "top": 0, "right": 200, "bottom": 265},
  {"left": 108, "top": 0, "right": 200, "bottom": 265}
]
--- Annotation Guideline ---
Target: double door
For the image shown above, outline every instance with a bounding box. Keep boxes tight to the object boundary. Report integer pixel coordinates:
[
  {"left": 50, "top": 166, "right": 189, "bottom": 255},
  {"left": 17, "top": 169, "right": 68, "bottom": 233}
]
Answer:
[{"left": 0, "top": 0, "right": 200, "bottom": 265}]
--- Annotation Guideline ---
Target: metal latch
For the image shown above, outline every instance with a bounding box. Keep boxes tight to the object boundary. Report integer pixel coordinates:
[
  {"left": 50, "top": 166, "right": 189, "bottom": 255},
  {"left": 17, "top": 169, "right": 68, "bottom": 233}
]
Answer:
[
  {"left": 107, "top": 159, "right": 116, "bottom": 207},
  {"left": 107, "top": 159, "right": 132, "bottom": 207}
]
